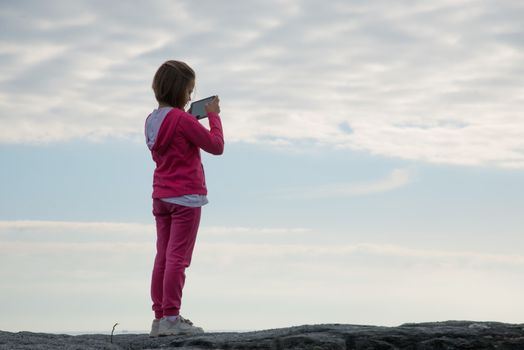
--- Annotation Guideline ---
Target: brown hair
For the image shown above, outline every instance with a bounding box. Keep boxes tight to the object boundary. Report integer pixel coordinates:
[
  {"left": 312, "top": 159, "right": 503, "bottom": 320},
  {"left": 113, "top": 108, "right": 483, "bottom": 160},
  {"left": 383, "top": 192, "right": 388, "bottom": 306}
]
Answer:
[{"left": 152, "top": 60, "right": 195, "bottom": 108}]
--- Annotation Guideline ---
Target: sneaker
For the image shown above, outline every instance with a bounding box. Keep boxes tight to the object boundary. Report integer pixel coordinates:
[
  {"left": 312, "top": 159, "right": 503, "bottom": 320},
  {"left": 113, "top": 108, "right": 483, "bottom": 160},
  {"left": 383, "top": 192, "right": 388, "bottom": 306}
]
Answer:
[
  {"left": 149, "top": 319, "right": 160, "bottom": 338},
  {"left": 158, "top": 316, "right": 204, "bottom": 336}
]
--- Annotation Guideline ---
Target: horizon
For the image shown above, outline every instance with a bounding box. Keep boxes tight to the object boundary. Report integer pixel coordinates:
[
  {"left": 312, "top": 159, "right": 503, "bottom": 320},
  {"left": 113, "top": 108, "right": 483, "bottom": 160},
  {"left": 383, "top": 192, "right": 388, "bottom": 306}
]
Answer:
[{"left": 1, "top": 0, "right": 523, "bottom": 333}]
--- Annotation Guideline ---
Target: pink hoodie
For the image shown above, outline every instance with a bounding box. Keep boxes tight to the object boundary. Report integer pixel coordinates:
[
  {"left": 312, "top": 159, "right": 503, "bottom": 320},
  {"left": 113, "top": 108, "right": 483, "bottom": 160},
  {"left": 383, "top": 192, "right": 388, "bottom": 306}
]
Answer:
[{"left": 145, "top": 107, "right": 224, "bottom": 199}]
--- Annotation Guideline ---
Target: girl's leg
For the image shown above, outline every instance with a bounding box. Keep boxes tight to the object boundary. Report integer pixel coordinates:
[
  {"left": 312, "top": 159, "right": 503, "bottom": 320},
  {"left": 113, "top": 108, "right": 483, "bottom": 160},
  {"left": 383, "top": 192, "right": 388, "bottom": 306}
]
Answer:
[
  {"left": 151, "top": 199, "right": 172, "bottom": 320},
  {"left": 162, "top": 204, "right": 201, "bottom": 316}
]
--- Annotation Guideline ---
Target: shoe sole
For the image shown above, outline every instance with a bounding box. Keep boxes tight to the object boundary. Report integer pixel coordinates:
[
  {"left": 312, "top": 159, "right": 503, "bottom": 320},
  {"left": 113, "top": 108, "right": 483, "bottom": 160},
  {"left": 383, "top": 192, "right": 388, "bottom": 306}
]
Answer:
[{"left": 158, "top": 329, "right": 204, "bottom": 337}]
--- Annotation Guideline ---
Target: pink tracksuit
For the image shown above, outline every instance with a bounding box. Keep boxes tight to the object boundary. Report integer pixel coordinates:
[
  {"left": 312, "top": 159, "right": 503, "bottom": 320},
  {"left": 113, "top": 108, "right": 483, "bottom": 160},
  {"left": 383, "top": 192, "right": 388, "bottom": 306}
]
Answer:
[{"left": 145, "top": 107, "right": 224, "bottom": 318}]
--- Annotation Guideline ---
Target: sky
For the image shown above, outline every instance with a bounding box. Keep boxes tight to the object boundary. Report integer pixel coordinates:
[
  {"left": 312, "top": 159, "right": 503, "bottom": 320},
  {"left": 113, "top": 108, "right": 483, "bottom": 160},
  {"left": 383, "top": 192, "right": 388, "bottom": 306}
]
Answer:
[{"left": 1, "top": 0, "right": 524, "bottom": 334}]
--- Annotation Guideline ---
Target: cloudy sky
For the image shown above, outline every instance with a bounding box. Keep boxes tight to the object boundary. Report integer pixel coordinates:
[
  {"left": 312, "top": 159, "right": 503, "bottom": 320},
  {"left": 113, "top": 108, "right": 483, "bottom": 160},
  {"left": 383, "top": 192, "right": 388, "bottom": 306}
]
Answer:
[{"left": 1, "top": 0, "right": 523, "bottom": 333}]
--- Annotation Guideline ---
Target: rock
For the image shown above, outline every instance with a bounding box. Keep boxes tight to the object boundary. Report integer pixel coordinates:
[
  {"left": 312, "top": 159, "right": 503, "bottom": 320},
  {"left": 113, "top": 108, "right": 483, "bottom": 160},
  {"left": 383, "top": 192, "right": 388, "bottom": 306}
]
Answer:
[{"left": 1, "top": 321, "right": 524, "bottom": 349}]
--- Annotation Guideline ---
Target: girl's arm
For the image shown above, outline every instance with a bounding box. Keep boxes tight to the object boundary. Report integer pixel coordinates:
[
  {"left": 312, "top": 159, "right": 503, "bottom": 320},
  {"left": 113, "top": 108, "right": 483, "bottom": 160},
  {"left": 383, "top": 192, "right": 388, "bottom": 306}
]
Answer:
[{"left": 179, "top": 112, "right": 224, "bottom": 155}]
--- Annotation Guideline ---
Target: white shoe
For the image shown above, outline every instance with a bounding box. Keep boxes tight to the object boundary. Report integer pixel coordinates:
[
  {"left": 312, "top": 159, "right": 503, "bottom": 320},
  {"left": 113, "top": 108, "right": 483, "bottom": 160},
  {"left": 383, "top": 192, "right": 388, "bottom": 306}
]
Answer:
[
  {"left": 149, "top": 319, "right": 160, "bottom": 337},
  {"left": 158, "top": 316, "right": 204, "bottom": 336}
]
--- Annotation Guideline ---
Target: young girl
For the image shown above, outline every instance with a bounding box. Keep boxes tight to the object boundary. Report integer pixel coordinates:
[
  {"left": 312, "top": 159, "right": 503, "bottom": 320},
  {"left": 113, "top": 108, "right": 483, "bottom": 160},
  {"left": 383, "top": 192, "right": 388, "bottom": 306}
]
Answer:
[{"left": 145, "top": 60, "right": 224, "bottom": 337}]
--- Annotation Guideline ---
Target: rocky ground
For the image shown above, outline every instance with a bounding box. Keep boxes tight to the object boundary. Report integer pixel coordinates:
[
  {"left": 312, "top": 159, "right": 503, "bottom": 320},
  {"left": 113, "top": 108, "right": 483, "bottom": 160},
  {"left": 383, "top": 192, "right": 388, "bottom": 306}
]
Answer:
[{"left": 1, "top": 321, "right": 524, "bottom": 349}]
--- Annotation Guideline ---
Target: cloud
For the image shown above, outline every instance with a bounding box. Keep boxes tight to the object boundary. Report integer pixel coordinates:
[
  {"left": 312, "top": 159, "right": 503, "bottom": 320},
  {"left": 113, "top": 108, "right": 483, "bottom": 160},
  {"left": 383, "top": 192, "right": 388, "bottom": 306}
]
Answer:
[
  {"left": 3, "top": 220, "right": 524, "bottom": 286},
  {"left": 2, "top": 218, "right": 524, "bottom": 331},
  {"left": 0, "top": 220, "right": 154, "bottom": 242},
  {"left": 1, "top": 1, "right": 523, "bottom": 168},
  {"left": 0, "top": 219, "right": 152, "bottom": 232},
  {"left": 203, "top": 226, "right": 311, "bottom": 236},
  {"left": 191, "top": 242, "right": 524, "bottom": 271},
  {"left": 2, "top": 219, "right": 522, "bottom": 269},
  {"left": 274, "top": 167, "right": 413, "bottom": 199},
  {"left": 0, "top": 220, "right": 311, "bottom": 243}
]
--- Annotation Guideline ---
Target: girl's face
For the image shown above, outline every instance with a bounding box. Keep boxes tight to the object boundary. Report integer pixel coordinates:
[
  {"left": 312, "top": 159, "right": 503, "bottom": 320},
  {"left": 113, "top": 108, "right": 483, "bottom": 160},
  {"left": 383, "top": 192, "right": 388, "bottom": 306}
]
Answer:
[{"left": 184, "top": 79, "right": 195, "bottom": 108}]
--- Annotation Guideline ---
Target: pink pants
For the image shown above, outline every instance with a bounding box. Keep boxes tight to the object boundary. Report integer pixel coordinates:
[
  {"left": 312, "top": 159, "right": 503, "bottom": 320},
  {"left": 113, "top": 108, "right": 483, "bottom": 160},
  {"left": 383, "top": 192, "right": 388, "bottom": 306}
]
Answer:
[{"left": 150, "top": 199, "right": 201, "bottom": 319}]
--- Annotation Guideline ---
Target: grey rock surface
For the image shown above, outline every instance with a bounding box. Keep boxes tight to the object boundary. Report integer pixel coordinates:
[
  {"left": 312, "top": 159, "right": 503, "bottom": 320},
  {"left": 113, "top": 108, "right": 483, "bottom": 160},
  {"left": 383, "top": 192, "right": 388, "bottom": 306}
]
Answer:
[{"left": 2, "top": 321, "right": 524, "bottom": 349}]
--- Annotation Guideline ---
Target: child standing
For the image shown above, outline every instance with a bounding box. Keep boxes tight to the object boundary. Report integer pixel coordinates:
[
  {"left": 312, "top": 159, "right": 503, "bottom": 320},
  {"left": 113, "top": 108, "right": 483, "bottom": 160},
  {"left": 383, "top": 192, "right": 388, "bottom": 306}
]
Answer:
[{"left": 144, "top": 60, "right": 224, "bottom": 337}]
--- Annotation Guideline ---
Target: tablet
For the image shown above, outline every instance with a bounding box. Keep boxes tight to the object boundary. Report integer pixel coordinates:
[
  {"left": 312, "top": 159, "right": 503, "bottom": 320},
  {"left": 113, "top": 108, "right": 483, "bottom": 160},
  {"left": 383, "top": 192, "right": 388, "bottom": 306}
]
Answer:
[{"left": 189, "top": 95, "right": 216, "bottom": 120}]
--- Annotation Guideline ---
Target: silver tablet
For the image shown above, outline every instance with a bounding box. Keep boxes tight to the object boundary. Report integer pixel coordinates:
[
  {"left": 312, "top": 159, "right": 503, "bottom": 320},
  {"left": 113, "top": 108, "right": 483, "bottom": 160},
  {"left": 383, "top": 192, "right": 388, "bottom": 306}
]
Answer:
[{"left": 188, "top": 96, "right": 216, "bottom": 120}]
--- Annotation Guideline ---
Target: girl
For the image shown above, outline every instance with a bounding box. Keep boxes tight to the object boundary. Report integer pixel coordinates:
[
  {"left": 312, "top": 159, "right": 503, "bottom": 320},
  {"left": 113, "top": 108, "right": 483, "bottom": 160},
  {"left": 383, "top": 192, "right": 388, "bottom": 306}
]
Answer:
[{"left": 145, "top": 60, "right": 224, "bottom": 337}]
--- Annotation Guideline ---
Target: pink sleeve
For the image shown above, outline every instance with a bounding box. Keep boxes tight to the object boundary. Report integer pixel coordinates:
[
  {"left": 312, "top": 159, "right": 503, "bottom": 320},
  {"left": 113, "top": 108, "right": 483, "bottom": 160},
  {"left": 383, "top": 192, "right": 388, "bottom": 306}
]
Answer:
[{"left": 178, "top": 112, "right": 224, "bottom": 155}]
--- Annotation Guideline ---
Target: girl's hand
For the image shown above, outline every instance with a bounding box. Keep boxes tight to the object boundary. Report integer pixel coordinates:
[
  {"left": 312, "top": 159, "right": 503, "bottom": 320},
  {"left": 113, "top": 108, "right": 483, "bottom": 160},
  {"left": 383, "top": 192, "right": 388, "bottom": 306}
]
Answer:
[{"left": 205, "top": 96, "right": 220, "bottom": 115}]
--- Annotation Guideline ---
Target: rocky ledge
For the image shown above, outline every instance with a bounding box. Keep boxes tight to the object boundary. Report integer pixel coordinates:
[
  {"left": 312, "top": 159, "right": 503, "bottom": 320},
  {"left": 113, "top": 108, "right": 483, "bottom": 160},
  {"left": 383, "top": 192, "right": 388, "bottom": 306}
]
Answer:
[{"left": 2, "top": 321, "right": 524, "bottom": 349}]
